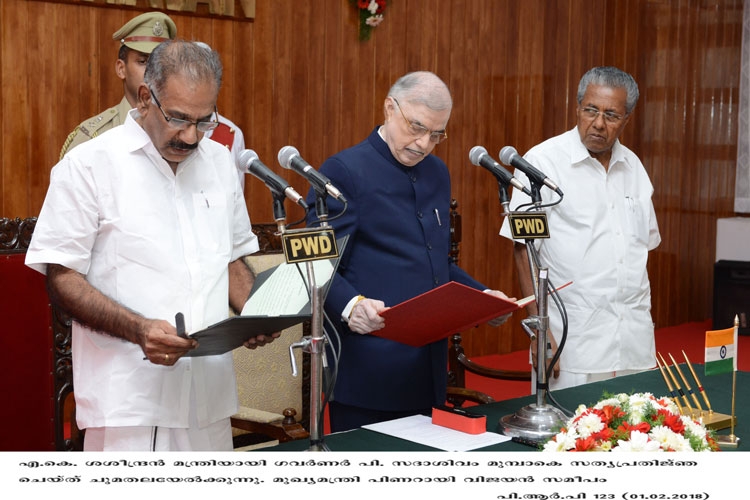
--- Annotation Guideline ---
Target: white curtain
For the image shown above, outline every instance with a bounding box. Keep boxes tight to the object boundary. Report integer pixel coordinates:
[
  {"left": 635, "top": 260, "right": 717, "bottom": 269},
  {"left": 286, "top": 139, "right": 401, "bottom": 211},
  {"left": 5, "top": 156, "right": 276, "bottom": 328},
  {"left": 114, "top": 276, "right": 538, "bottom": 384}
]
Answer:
[{"left": 737, "top": 0, "right": 750, "bottom": 212}]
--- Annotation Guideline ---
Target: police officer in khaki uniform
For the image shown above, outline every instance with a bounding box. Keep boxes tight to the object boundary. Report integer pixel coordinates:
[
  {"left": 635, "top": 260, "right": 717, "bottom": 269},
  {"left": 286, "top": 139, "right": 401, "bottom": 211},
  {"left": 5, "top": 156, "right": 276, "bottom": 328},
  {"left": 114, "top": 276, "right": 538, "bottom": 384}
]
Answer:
[{"left": 59, "top": 12, "right": 177, "bottom": 159}]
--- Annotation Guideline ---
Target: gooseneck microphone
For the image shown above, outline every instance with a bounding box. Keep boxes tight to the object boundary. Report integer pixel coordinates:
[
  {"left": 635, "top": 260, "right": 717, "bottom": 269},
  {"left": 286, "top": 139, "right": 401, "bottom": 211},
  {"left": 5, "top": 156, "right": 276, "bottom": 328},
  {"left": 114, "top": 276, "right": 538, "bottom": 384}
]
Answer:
[
  {"left": 277, "top": 146, "right": 347, "bottom": 203},
  {"left": 499, "top": 146, "right": 563, "bottom": 197},
  {"left": 469, "top": 146, "right": 531, "bottom": 195},
  {"left": 238, "top": 149, "right": 308, "bottom": 209}
]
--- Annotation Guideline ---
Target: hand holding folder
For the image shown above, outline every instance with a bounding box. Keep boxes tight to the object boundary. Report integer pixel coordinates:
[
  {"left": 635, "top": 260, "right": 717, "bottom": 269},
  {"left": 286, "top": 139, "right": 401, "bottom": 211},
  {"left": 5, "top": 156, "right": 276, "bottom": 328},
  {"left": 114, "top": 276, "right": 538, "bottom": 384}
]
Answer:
[
  {"left": 372, "top": 282, "right": 522, "bottom": 347},
  {"left": 371, "top": 280, "right": 572, "bottom": 347}
]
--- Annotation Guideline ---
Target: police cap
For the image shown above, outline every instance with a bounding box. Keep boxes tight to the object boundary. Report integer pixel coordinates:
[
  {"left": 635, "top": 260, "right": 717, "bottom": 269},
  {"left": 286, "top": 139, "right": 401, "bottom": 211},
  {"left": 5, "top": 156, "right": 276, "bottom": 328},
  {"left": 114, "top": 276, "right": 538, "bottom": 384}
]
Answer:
[{"left": 112, "top": 12, "right": 177, "bottom": 54}]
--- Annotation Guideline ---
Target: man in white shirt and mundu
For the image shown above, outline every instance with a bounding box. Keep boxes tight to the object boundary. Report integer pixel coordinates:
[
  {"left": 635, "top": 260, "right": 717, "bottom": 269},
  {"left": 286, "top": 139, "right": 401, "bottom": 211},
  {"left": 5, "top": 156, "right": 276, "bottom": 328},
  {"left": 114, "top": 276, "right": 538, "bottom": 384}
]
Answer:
[
  {"left": 27, "top": 40, "right": 275, "bottom": 452},
  {"left": 500, "top": 66, "right": 661, "bottom": 391}
]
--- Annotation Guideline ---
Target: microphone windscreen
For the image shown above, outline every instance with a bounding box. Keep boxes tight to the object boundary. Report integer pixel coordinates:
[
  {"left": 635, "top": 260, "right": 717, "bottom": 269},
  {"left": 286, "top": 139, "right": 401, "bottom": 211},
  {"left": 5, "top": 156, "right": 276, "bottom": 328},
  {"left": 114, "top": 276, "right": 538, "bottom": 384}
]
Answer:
[
  {"left": 237, "top": 149, "right": 258, "bottom": 170},
  {"left": 277, "top": 146, "right": 299, "bottom": 170},
  {"left": 499, "top": 146, "right": 518, "bottom": 165},
  {"left": 468, "top": 146, "right": 488, "bottom": 166}
]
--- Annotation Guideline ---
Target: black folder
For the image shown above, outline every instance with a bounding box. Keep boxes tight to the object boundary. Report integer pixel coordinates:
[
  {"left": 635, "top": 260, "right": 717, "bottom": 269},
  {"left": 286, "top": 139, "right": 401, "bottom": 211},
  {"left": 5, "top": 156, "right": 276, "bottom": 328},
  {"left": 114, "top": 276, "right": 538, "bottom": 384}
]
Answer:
[
  {"left": 185, "top": 314, "right": 309, "bottom": 357},
  {"left": 184, "top": 235, "right": 347, "bottom": 357}
]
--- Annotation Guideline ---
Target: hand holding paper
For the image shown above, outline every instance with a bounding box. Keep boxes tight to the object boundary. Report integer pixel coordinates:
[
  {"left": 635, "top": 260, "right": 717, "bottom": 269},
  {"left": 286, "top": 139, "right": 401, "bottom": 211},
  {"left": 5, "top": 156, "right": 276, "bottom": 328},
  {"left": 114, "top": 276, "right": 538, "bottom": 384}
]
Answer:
[
  {"left": 373, "top": 282, "right": 524, "bottom": 347},
  {"left": 349, "top": 298, "right": 388, "bottom": 334}
]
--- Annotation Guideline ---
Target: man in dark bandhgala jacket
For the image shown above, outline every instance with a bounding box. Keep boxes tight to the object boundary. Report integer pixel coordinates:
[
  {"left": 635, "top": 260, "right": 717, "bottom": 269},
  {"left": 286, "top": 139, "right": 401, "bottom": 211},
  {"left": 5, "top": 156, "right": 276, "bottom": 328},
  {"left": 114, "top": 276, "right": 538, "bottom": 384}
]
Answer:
[{"left": 305, "top": 71, "right": 513, "bottom": 432}]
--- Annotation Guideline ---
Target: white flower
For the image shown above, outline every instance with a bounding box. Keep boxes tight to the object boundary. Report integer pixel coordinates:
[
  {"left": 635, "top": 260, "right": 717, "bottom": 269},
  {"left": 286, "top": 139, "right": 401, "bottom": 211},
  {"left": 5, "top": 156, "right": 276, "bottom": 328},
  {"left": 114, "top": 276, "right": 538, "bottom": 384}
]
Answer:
[
  {"left": 682, "top": 416, "right": 706, "bottom": 439},
  {"left": 612, "top": 430, "right": 663, "bottom": 452},
  {"left": 649, "top": 425, "right": 693, "bottom": 451},
  {"left": 593, "top": 397, "right": 620, "bottom": 410},
  {"left": 575, "top": 412, "right": 606, "bottom": 438},
  {"left": 365, "top": 15, "right": 384, "bottom": 27},
  {"left": 367, "top": 0, "right": 379, "bottom": 14},
  {"left": 543, "top": 431, "right": 576, "bottom": 451},
  {"left": 626, "top": 393, "right": 654, "bottom": 423}
]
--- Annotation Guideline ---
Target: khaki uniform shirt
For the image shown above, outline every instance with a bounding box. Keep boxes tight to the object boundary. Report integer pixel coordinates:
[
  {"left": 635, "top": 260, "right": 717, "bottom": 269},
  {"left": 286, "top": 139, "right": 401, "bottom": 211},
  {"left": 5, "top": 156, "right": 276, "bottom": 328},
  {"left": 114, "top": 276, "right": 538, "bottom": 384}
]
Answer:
[{"left": 59, "top": 97, "right": 133, "bottom": 159}]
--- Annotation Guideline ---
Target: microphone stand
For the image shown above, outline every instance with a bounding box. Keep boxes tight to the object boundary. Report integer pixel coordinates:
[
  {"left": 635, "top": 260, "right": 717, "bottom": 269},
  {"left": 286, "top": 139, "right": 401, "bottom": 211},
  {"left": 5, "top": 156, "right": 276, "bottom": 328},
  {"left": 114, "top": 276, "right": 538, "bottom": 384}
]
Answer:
[
  {"left": 499, "top": 181, "right": 566, "bottom": 445},
  {"left": 268, "top": 192, "right": 323, "bottom": 448},
  {"left": 289, "top": 190, "right": 330, "bottom": 451},
  {"left": 271, "top": 193, "right": 287, "bottom": 235},
  {"left": 497, "top": 180, "right": 511, "bottom": 216}
]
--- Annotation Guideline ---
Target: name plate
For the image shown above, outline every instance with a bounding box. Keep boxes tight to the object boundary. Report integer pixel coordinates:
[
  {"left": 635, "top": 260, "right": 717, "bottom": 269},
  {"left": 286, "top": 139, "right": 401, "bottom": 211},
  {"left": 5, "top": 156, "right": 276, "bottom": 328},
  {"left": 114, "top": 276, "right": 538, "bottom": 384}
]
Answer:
[
  {"left": 508, "top": 212, "right": 550, "bottom": 239},
  {"left": 281, "top": 228, "right": 339, "bottom": 263},
  {"left": 41, "top": 1, "right": 256, "bottom": 21}
]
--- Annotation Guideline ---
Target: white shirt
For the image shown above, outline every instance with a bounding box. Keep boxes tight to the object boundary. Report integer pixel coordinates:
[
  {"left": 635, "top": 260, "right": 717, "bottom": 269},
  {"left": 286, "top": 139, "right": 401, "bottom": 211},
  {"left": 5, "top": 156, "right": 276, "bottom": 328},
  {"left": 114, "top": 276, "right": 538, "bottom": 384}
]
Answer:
[
  {"left": 499, "top": 127, "right": 661, "bottom": 373},
  {"left": 26, "top": 111, "right": 259, "bottom": 429}
]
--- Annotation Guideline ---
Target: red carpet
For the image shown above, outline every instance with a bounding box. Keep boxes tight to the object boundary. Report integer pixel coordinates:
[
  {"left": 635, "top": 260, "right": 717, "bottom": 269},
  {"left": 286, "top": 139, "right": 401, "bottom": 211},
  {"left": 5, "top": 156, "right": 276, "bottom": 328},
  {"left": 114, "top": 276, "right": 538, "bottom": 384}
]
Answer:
[{"left": 463, "top": 319, "right": 750, "bottom": 403}]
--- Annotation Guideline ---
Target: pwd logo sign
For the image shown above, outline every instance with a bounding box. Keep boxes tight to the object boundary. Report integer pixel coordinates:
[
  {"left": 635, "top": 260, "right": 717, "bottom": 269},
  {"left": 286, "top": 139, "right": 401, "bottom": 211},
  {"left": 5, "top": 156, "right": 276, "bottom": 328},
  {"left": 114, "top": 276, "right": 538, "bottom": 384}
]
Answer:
[
  {"left": 282, "top": 228, "right": 339, "bottom": 263},
  {"left": 508, "top": 212, "right": 550, "bottom": 239}
]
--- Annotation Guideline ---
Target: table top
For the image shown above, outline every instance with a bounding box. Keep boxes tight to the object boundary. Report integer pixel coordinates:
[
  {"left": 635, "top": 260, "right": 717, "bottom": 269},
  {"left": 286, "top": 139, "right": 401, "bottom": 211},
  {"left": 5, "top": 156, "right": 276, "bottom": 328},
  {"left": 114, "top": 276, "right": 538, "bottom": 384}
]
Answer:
[{"left": 267, "top": 366, "right": 746, "bottom": 452}]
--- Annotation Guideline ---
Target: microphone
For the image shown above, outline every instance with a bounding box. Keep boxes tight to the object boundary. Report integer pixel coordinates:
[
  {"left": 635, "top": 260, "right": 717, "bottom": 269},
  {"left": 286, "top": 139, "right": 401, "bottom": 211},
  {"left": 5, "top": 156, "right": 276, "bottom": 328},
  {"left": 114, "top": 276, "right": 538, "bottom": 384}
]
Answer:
[
  {"left": 238, "top": 149, "right": 309, "bottom": 209},
  {"left": 277, "top": 146, "right": 347, "bottom": 203},
  {"left": 499, "top": 146, "right": 563, "bottom": 196},
  {"left": 469, "top": 146, "right": 531, "bottom": 195}
]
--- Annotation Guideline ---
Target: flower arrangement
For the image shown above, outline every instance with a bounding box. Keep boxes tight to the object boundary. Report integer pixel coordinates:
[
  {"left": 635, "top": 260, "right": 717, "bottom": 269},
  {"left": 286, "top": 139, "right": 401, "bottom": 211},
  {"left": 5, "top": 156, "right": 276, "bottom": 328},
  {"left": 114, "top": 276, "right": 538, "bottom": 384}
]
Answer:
[
  {"left": 542, "top": 392, "right": 720, "bottom": 452},
  {"left": 352, "top": 0, "right": 388, "bottom": 41}
]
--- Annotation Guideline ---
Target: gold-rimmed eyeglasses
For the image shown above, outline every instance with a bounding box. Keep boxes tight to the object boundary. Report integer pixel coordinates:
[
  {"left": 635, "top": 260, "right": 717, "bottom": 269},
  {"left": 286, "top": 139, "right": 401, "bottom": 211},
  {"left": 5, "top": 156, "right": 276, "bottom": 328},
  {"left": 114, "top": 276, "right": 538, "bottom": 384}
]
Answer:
[
  {"left": 391, "top": 97, "right": 448, "bottom": 144},
  {"left": 149, "top": 87, "right": 219, "bottom": 132},
  {"left": 579, "top": 106, "right": 626, "bottom": 124}
]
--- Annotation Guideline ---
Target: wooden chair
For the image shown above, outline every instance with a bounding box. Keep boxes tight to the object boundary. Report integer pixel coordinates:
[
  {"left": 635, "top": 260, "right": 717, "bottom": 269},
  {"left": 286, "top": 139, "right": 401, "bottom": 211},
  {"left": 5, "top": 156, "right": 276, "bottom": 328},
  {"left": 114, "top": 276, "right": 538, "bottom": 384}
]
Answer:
[
  {"left": 444, "top": 200, "right": 531, "bottom": 407},
  {"left": 230, "top": 224, "right": 311, "bottom": 449},
  {"left": 1, "top": 216, "right": 81, "bottom": 451}
]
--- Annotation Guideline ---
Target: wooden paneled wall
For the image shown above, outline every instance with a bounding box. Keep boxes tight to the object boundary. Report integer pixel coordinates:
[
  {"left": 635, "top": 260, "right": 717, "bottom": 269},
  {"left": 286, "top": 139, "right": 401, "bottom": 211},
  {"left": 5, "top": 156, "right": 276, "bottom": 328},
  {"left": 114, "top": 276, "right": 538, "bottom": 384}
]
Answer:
[{"left": 0, "top": 0, "right": 743, "bottom": 357}]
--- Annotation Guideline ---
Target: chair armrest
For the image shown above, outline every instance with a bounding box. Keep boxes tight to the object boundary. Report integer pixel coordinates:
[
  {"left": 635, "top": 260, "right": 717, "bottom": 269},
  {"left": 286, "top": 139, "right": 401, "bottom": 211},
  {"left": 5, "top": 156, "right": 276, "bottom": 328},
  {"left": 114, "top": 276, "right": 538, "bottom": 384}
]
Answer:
[
  {"left": 231, "top": 407, "right": 310, "bottom": 443},
  {"left": 456, "top": 352, "right": 531, "bottom": 381},
  {"left": 446, "top": 387, "right": 496, "bottom": 406}
]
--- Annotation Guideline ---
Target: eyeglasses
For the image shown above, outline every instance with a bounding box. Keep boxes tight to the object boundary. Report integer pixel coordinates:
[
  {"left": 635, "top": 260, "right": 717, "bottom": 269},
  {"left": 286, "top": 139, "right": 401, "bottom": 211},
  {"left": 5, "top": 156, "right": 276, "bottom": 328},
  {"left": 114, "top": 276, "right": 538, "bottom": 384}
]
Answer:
[
  {"left": 149, "top": 87, "right": 219, "bottom": 132},
  {"left": 391, "top": 97, "right": 448, "bottom": 144},
  {"left": 579, "top": 106, "right": 626, "bottom": 124}
]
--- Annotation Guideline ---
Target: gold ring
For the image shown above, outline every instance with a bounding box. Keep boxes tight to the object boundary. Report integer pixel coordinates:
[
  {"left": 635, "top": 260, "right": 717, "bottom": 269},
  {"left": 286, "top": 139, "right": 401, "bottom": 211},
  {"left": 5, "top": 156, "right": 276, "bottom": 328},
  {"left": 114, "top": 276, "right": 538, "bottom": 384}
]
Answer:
[{"left": 165, "top": 353, "right": 169, "bottom": 362}]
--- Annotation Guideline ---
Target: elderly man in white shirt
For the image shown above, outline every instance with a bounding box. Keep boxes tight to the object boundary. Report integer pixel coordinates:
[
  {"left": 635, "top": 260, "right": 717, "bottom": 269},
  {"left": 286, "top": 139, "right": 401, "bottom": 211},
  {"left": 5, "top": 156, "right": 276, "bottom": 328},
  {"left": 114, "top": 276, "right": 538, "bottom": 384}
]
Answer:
[
  {"left": 26, "top": 40, "right": 273, "bottom": 451},
  {"left": 500, "top": 66, "right": 661, "bottom": 391}
]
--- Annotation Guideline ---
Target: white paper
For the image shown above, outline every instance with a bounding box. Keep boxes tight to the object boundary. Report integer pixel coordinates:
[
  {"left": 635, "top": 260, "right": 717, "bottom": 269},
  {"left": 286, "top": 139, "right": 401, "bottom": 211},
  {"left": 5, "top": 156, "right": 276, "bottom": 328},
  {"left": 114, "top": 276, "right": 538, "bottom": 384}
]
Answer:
[
  {"left": 362, "top": 414, "right": 510, "bottom": 451},
  {"left": 241, "top": 259, "right": 335, "bottom": 316}
]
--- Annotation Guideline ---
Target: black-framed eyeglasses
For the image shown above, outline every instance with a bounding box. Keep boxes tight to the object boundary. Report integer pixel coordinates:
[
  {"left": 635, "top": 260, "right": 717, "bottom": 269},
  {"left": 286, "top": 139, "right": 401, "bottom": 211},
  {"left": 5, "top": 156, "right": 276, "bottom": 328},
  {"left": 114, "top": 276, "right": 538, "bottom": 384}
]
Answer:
[
  {"left": 391, "top": 97, "right": 448, "bottom": 144},
  {"left": 579, "top": 106, "right": 626, "bottom": 124},
  {"left": 149, "top": 87, "right": 219, "bottom": 132}
]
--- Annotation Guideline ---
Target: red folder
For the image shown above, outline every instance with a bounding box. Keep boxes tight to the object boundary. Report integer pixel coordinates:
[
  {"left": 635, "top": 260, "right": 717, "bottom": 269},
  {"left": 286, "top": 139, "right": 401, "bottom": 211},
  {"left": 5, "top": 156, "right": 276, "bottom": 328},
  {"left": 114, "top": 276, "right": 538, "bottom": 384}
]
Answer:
[{"left": 371, "top": 281, "right": 521, "bottom": 347}]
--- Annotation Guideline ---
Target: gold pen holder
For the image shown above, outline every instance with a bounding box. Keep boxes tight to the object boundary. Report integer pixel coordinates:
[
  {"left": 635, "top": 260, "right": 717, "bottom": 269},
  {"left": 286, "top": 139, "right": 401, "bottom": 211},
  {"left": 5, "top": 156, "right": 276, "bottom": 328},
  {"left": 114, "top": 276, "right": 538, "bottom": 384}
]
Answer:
[
  {"left": 697, "top": 410, "right": 736, "bottom": 431},
  {"left": 715, "top": 433, "right": 740, "bottom": 449}
]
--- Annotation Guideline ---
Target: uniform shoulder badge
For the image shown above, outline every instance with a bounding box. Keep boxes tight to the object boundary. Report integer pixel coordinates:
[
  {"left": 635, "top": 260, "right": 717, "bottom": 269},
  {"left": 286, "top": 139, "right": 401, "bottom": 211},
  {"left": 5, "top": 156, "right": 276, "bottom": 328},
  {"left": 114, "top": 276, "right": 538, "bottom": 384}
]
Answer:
[
  {"left": 78, "top": 107, "right": 119, "bottom": 138},
  {"left": 59, "top": 107, "right": 119, "bottom": 159}
]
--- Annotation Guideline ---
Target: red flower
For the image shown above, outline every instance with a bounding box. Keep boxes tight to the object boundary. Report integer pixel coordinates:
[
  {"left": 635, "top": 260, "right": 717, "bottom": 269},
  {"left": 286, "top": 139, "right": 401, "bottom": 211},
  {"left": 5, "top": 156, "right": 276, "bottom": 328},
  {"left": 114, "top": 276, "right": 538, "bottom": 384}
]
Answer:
[
  {"left": 591, "top": 427, "right": 615, "bottom": 442},
  {"left": 618, "top": 421, "right": 651, "bottom": 434},
  {"left": 661, "top": 413, "right": 685, "bottom": 434},
  {"left": 598, "top": 404, "right": 625, "bottom": 424},
  {"left": 574, "top": 435, "right": 597, "bottom": 451},
  {"left": 357, "top": 0, "right": 369, "bottom": 8}
]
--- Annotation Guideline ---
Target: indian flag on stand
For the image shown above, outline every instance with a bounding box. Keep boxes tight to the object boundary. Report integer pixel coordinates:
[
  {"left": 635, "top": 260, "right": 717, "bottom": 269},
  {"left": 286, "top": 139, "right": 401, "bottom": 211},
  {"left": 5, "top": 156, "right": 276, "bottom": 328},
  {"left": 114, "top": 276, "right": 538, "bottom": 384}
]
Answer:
[{"left": 704, "top": 324, "right": 738, "bottom": 376}]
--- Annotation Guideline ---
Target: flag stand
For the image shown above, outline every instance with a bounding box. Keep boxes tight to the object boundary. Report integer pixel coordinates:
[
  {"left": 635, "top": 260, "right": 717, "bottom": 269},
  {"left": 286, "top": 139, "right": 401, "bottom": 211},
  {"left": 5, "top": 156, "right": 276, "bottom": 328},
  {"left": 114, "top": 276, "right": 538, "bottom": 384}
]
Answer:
[
  {"left": 714, "top": 315, "right": 740, "bottom": 449},
  {"left": 716, "top": 369, "right": 740, "bottom": 448}
]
